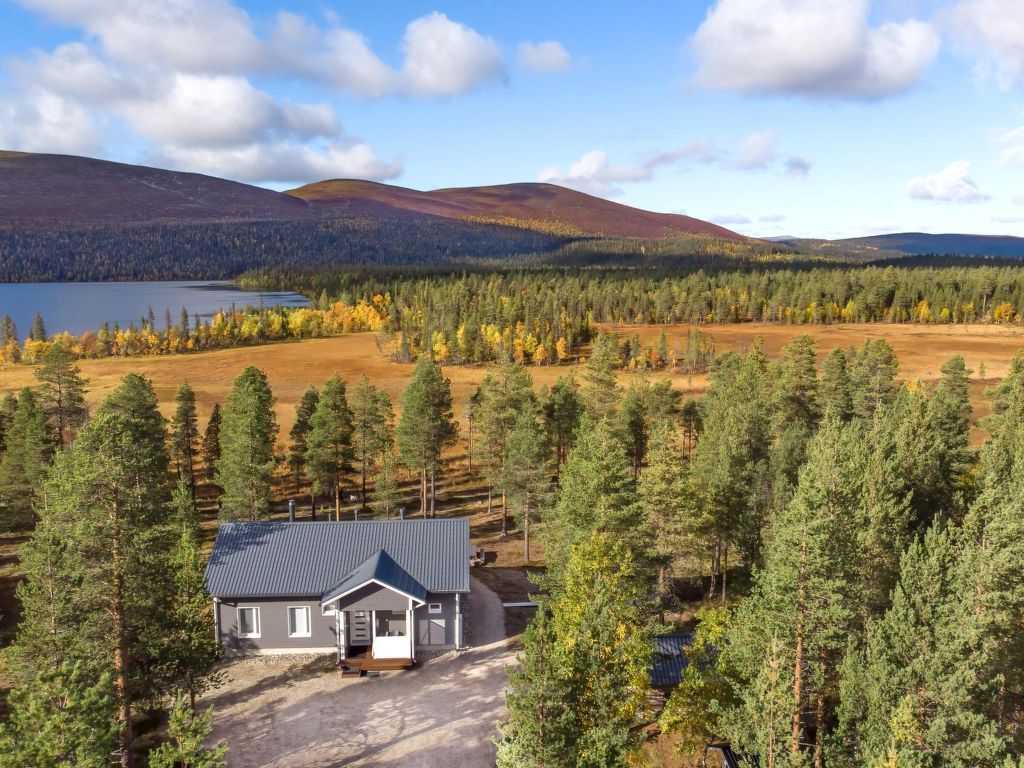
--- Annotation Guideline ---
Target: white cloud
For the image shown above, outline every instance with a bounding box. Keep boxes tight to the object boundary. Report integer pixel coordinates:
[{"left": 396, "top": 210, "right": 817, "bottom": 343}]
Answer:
[
  {"left": 997, "top": 126, "right": 1024, "bottom": 165},
  {"left": 945, "top": 0, "right": 1024, "bottom": 89},
  {"left": 760, "top": 213, "right": 787, "bottom": 222},
  {"left": 539, "top": 142, "right": 717, "bottom": 197},
  {"left": 785, "top": 156, "right": 813, "bottom": 177},
  {"left": 905, "top": 160, "right": 990, "bottom": 203},
  {"left": 691, "top": 0, "right": 939, "bottom": 99},
  {"left": 400, "top": 12, "right": 505, "bottom": 97},
  {"left": 992, "top": 214, "right": 1024, "bottom": 224},
  {"left": 154, "top": 140, "right": 402, "bottom": 186},
  {"left": 0, "top": 88, "right": 104, "bottom": 155},
  {"left": 517, "top": 41, "right": 572, "bottom": 74},
  {"left": 734, "top": 131, "right": 777, "bottom": 170}
]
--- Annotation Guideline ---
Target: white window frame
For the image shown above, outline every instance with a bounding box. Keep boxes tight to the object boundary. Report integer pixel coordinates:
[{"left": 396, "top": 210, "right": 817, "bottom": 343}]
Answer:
[
  {"left": 321, "top": 603, "right": 336, "bottom": 616},
  {"left": 237, "top": 606, "right": 261, "bottom": 638},
  {"left": 428, "top": 602, "right": 442, "bottom": 614},
  {"left": 287, "top": 606, "right": 312, "bottom": 638}
]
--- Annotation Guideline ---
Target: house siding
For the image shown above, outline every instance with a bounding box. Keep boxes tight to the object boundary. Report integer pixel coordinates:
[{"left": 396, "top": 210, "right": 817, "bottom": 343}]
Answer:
[
  {"left": 413, "top": 592, "right": 460, "bottom": 650},
  {"left": 335, "top": 582, "right": 411, "bottom": 612},
  {"left": 217, "top": 597, "right": 337, "bottom": 654}
]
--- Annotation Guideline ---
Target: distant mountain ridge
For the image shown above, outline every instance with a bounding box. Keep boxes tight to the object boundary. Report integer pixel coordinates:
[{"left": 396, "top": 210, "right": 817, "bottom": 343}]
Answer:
[
  {"left": 0, "top": 151, "right": 742, "bottom": 240},
  {"left": 776, "top": 232, "right": 1024, "bottom": 260}
]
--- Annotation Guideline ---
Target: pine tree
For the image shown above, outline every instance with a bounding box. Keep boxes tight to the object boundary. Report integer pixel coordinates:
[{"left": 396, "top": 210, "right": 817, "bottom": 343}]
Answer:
[
  {"left": 0, "top": 314, "right": 16, "bottom": 346},
  {"left": 149, "top": 698, "right": 228, "bottom": 768},
  {"left": 306, "top": 374, "right": 355, "bottom": 520},
  {"left": 11, "top": 374, "right": 172, "bottom": 768},
  {"left": 201, "top": 403, "right": 222, "bottom": 482},
  {"left": 496, "top": 605, "right": 576, "bottom": 767},
  {"left": 542, "top": 418, "right": 647, "bottom": 587},
  {"left": 370, "top": 446, "right": 401, "bottom": 518},
  {"left": 35, "top": 340, "right": 89, "bottom": 448},
  {"left": 163, "top": 478, "right": 221, "bottom": 711},
  {"left": 0, "top": 391, "right": 17, "bottom": 456},
  {"left": 475, "top": 363, "right": 537, "bottom": 536},
  {"left": 0, "top": 387, "right": 56, "bottom": 526},
  {"left": 287, "top": 386, "right": 319, "bottom": 495},
  {"left": 216, "top": 367, "right": 278, "bottom": 520},
  {"left": 170, "top": 381, "right": 200, "bottom": 501},
  {"left": 502, "top": 407, "right": 550, "bottom": 562},
  {"left": 350, "top": 375, "right": 394, "bottom": 505},
  {"left": 396, "top": 356, "right": 458, "bottom": 516},
  {"left": 0, "top": 660, "right": 118, "bottom": 768},
  {"left": 728, "top": 417, "right": 863, "bottom": 768},
  {"left": 849, "top": 339, "right": 899, "bottom": 420},
  {"left": 638, "top": 422, "right": 691, "bottom": 616}
]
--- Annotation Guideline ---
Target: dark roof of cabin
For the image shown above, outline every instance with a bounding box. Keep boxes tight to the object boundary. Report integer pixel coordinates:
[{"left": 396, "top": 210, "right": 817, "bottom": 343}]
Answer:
[
  {"left": 205, "top": 519, "right": 470, "bottom": 598},
  {"left": 650, "top": 632, "right": 694, "bottom": 688},
  {"left": 320, "top": 549, "right": 429, "bottom": 605}
]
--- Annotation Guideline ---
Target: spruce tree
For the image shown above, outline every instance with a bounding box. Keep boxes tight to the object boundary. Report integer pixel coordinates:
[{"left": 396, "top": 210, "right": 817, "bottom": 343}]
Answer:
[
  {"left": 582, "top": 333, "right": 620, "bottom": 420},
  {"left": 30, "top": 311, "right": 47, "bottom": 342},
  {"left": 216, "top": 367, "right": 278, "bottom": 520},
  {"left": 543, "top": 373, "right": 583, "bottom": 467},
  {"left": 927, "top": 355, "right": 976, "bottom": 514},
  {"left": 0, "top": 387, "right": 56, "bottom": 526},
  {"left": 170, "top": 381, "right": 200, "bottom": 500},
  {"left": 0, "top": 390, "right": 17, "bottom": 456},
  {"left": 201, "top": 403, "right": 222, "bottom": 482},
  {"left": 819, "top": 347, "right": 854, "bottom": 421},
  {"left": 35, "top": 340, "right": 89, "bottom": 448},
  {"left": 350, "top": 375, "right": 394, "bottom": 505},
  {"left": 849, "top": 339, "right": 899, "bottom": 420},
  {"left": 287, "top": 386, "right": 319, "bottom": 496},
  {"left": 306, "top": 374, "right": 355, "bottom": 520},
  {"left": 396, "top": 356, "right": 458, "bottom": 516}
]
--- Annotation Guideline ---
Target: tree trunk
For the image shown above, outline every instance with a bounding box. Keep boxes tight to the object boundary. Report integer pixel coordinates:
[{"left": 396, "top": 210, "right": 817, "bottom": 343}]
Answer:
[
  {"left": 524, "top": 501, "right": 530, "bottom": 563},
  {"left": 721, "top": 545, "right": 728, "bottom": 605},
  {"left": 501, "top": 491, "right": 508, "bottom": 538},
  {"left": 814, "top": 664, "right": 826, "bottom": 768},
  {"left": 334, "top": 483, "right": 341, "bottom": 521},
  {"left": 420, "top": 468, "right": 427, "bottom": 517},
  {"left": 658, "top": 565, "right": 666, "bottom": 624},
  {"left": 111, "top": 517, "right": 135, "bottom": 768},
  {"left": 361, "top": 457, "right": 368, "bottom": 506},
  {"left": 430, "top": 469, "right": 436, "bottom": 518}
]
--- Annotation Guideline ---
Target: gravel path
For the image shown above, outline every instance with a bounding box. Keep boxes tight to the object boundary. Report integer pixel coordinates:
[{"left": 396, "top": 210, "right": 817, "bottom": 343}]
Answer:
[{"left": 204, "top": 576, "right": 511, "bottom": 768}]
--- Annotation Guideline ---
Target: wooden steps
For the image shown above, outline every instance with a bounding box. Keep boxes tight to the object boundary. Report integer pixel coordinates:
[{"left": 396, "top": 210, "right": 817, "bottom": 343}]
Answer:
[{"left": 339, "top": 655, "right": 414, "bottom": 675}]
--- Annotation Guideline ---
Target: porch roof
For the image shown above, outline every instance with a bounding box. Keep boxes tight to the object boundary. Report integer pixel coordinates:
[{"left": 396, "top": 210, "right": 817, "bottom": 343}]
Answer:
[{"left": 320, "top": 549, "right": 428, "bottom": 606}]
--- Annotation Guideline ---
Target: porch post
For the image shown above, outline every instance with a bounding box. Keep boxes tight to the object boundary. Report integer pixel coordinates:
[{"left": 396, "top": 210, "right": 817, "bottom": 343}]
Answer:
[
  {"left": 408, "top": 597, "right": 415, "bottom": 663},
  {"left": 456, "top": 593, "right": 463, "bottom": 649},
  {"left": 370, "top": 610, "right": 376, "bottom": 658}
]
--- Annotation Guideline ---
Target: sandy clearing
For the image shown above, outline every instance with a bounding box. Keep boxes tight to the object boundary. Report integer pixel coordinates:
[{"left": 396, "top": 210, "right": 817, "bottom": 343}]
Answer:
[{"left": 204, "top": 576, "right": 511, "bottom": 768}]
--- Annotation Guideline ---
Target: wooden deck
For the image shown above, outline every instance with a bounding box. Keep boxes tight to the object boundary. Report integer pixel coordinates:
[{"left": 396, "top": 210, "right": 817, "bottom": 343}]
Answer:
[{"left": 339, "top": 647, "right": 414, "bottom": 675}]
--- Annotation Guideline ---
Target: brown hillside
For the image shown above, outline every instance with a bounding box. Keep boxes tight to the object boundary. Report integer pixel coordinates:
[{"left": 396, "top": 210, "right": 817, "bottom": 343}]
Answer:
[
  {"left": 287, "top": 179, "right": 745, "bottom": 240},
  {"left": 0, "top": 152, "right": 313, "bottom": 227}
]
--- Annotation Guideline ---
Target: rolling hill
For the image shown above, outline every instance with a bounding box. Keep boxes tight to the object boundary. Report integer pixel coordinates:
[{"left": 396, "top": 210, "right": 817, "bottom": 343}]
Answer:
[{"left": 285, "top": 178, "right": 744, "bottom": 240}]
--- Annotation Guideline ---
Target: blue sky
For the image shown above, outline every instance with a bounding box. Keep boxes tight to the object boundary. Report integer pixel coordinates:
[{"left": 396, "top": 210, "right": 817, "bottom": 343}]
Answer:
[{"left": 1, "top": 0, "right": 1023, "bottom": 239}]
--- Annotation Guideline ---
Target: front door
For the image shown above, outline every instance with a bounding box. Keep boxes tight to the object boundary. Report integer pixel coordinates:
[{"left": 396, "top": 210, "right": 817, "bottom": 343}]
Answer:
[{"left": 349, "top": 610, "right": 371, "bottom": 645}]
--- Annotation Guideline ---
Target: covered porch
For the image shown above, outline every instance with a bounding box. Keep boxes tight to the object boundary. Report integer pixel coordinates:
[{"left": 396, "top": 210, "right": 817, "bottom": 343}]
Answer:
[{"left": 320, "top": 550, "right": 427, "bottom": 671}]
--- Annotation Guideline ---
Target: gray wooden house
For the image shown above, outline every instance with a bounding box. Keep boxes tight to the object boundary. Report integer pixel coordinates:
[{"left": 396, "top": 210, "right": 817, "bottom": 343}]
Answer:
[{"left": 205, "top": 519, "right": 470, "bottom": 670}]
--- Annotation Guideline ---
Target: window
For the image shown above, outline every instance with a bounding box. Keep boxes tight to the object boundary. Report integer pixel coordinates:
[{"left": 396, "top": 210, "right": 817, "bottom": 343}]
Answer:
[
  {"left": 237, "top": 607, "right": 261, "bottom": 638},
  {"left": 428, "top": 602, "right": 442, "bottom": 614},
  {"left": 288, "top": 606, "right": 311, "bottom": 638}
]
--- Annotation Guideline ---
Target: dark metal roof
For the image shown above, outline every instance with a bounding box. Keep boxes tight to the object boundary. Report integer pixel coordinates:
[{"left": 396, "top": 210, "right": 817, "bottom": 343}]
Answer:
[
  {"left": 650, "top": 632, "right": 694, "bottom": 688},
  {"left": 205, "top": 519, "right": 470, "bottom": 598},
  {"left": 320, "top": 549, "right": 429, "bottom": 605}
]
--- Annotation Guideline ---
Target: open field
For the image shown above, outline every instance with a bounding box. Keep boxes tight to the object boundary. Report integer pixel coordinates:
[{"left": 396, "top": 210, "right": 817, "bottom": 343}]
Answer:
[{"left": 1, "top": 322, "right": 1021, "bottom": 437}]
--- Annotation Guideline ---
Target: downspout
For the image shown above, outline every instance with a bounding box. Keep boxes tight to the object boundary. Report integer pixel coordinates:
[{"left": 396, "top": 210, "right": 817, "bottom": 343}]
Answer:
[
  {"left": 213, "top": 597, "right": 221, "bottom": 644},
  {"left": 456, "top": 592, "right": 464, "bottom": 650}
]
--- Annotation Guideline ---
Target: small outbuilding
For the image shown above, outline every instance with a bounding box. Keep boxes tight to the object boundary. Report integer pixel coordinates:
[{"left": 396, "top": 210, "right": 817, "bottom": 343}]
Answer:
[{"left": 205, "top": 519, "right": 470, "bottom": 669}]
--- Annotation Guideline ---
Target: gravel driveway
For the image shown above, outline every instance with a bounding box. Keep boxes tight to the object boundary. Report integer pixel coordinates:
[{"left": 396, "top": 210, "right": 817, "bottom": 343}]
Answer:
[{"left": 204, "top": 576, "right": 511, "bottom": 768}]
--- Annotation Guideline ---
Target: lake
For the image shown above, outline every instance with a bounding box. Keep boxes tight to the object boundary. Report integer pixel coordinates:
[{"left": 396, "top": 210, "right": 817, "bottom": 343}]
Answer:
[{"left": 0, "top": 281, "right": 309, "bottom": 340}]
